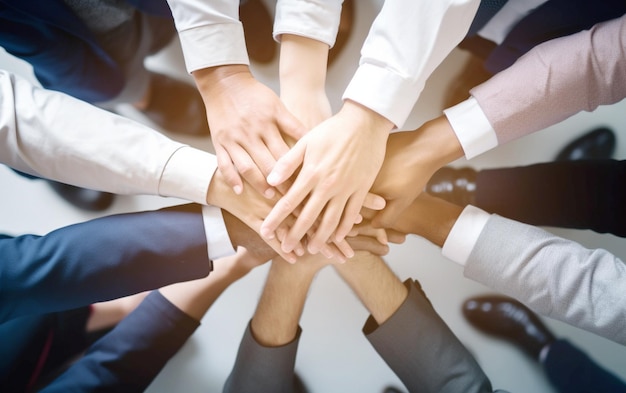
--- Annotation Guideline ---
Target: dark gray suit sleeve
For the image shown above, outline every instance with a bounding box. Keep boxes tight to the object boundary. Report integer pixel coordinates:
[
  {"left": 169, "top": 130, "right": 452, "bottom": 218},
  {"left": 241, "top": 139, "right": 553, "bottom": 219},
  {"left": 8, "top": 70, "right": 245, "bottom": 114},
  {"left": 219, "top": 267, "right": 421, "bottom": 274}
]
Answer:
[
  {"left": 39, "top": 291, "right": 199, "bottom": 393},
  {"left": 224, "top": 321, "right": 301, "bottom": 393},
  {"left": 364, "top": 279, "right": 497, "bottom": 393}
]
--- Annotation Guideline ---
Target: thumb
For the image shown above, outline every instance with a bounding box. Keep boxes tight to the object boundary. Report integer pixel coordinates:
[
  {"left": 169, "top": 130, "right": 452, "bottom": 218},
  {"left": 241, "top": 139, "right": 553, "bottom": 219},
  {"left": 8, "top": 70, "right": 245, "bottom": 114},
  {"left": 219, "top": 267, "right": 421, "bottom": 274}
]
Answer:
[
  {"left": 278, "top": 108, "right": 308, "bottom": 141},
  {"left": 267, "top": 140, "right": 306, "bottom": 187}
]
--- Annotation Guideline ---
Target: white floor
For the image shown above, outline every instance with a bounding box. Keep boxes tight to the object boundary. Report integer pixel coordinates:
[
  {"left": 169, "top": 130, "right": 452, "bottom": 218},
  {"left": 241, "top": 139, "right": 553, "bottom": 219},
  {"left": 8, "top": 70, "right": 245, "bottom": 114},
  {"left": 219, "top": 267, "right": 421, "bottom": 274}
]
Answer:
[{"left": 1, "top": 1, "right": 626, "bottom": 392}]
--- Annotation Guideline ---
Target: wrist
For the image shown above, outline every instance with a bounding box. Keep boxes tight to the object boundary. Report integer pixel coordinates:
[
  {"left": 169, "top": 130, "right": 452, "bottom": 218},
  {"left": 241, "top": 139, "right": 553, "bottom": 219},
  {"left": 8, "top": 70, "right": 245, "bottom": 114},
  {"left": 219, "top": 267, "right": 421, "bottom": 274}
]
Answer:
[
  {"left": 341, "top": 100, "right": 394, "bottom": 136},
  {"left": 412, "top": 116, "right": 465, "bottom": 174},
  {"left": 205, "top": 168, "right": 229, "bottom": 208},
  {"left": 279, "top": 34, "right": 328, "bottom": 94},
  {"left": 192, "top": 64, "right": 253, "bottom": 99}
]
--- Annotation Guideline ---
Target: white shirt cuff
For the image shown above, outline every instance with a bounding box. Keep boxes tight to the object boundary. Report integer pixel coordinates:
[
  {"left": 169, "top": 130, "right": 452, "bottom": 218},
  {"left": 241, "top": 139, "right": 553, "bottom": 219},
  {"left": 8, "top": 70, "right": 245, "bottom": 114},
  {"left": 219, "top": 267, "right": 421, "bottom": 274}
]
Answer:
[
  {"left": 178, "top": 24, "right": 250, "bottom": 73},
  {"left": 442, "top": 205, "right": 490, "bottom": 266},
  {"left": 159, "top": 146, "right": 217, "bottom": 205},
  {"left": 343, "top": 63, "right": 423, "bottom": 129},
  {"left": 443, "top": 97, "right": 498, "bottom": 159},
  {"left": 273, "top": 0, "right": 341, "bottom": 46},
  {"left": 201, "top": 205, "right": 236, "bottom": 261}
]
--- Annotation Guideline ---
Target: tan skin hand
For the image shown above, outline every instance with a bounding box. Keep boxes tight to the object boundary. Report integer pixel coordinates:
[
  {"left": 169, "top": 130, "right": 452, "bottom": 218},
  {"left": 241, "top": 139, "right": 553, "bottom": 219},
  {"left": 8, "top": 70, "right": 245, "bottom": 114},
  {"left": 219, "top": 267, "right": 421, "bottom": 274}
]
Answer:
[
  {"left": 371, "top": 116, "right": 465, "bottom": 229},
  {"left": 207, "top": 168, "right": 302, "bottom": 263}
]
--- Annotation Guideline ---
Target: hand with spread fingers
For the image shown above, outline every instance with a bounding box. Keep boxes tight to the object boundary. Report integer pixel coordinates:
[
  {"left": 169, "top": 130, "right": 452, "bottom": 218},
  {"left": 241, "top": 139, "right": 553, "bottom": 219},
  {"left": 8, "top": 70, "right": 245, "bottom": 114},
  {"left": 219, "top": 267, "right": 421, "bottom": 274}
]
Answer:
[
  {"left": 193, "top": 65, "right": 307, "bottom": 199},
  {"left": 260, "top": 101, "right": 391, "bottom": 256}
]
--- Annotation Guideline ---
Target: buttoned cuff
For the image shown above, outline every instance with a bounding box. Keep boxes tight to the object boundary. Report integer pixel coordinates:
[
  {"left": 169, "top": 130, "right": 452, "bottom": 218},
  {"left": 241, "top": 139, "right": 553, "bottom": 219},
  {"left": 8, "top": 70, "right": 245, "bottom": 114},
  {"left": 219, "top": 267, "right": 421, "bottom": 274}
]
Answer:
[
  {"left": 443, "top": 97, "right": 497, "bottom": 159},
  {"left": 343, "top": 63, "right": 423, "bottom": 128},
  {"left": 442, "top": 205, "right": 490, "bottom": 266},
  {"left": 273, "top": 0, "right": 341, "bottom": 46},
  {"left": 201, "top": 205, "right": 236, "bottom": 261},
  {"left": 178, "top": 24, "right": 250, "bottom": 73},
  {"left": 159, "top": 146, "right": 217, "bottom": 205}
]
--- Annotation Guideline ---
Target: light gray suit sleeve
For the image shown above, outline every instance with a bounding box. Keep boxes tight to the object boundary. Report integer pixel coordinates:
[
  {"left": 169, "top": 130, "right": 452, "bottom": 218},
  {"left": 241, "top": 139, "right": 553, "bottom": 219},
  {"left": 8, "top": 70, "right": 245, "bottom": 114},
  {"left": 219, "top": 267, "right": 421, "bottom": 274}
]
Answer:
[
  {"left": 464, "top": 215, "right": 626, "bottom": 344},
  {"left": 470, "top": 15, "right": 626, "bottom": 146},
  {"left": 223, "top": 321, "right": 301, "bottom": 393},
  {"left": 365, "top": 280, "right": 501, "bottom": 393}
]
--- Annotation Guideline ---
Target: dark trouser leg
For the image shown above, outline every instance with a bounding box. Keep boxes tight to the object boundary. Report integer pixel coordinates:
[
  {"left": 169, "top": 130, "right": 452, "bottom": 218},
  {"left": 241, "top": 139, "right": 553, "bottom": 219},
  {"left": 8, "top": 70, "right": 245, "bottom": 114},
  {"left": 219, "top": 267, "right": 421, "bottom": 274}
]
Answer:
[
  {"left": 475, "top": 160, "right": 626, "bottom": 237},
  {"left": 543, "top": 339, "right": 626, "bottom": 393}
]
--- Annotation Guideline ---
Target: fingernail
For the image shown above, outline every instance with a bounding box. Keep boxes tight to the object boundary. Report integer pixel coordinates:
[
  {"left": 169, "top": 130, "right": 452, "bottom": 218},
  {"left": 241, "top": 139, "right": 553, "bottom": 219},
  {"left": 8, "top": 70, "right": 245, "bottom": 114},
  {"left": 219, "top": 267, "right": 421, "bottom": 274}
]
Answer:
[
  {"left": 320, "top": 247, "right": 333, "bottom": 259},
  {"left": 308, "top": 244, "right": 319, "bottom": 255},
  {"left": 233, "top": 185, "right": 242, "bottom": 195},
  {"left": 264, "top": 188, "right": 275, "bottom": 199},
  {"left": 282, "top": 243, "right": 294, "bottom": 254},
  {"left": 260, "top": 228, "right": 274, "bottom": 240},
  {"left": 295, "top": 246, "right": 305, "bottom": 256}
]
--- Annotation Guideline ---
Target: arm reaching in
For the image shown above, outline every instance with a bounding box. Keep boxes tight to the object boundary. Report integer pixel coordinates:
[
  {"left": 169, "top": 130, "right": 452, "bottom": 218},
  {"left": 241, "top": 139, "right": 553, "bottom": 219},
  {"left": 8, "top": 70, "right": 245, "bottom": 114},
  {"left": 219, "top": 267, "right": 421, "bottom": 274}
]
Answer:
[{"left": 371, "top": 116, "right": 465, "bottom": 228}]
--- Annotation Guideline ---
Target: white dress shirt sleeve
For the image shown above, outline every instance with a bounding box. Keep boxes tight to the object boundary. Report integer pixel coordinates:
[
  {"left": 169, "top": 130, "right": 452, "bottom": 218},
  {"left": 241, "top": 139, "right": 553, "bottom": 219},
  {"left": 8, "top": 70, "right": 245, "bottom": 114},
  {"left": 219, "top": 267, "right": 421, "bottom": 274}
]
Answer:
[
  {"left": 202, "top": 205, "right": 237, "bottom": 260},
  {"left": 443, "top": 97, "right": 498, "bottom": 159},
  {"left": 442, "top": 205, "right": 491, "bottom": 266},
  {"left": 343, "top": 0, "right": 479, "bottom": 128},
  {"left": 0, "top": 70, "right": 217, "bottom": 204},
  {"left": 273, "top": 0, "right": 342, "bottom": 47},
  {"left": 166, "top": 0, "right": 249, "bottom": 72}
]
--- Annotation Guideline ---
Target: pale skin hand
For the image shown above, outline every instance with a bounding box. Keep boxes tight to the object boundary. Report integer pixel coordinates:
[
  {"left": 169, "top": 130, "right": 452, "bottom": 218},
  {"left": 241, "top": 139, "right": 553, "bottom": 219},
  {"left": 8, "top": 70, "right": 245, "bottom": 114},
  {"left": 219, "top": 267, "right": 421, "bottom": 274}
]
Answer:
[
  {"left": 193, "top": 65, "right": 306, "bottom": 197},
  {"left": 278, "top": 34, "right": 357, "bottom": 260},
  {"left": 371, "top": 116, "right": 465, "bottom": 229},
  {"left": 261, "top": 101, "right": 391, "bottom": 255}
]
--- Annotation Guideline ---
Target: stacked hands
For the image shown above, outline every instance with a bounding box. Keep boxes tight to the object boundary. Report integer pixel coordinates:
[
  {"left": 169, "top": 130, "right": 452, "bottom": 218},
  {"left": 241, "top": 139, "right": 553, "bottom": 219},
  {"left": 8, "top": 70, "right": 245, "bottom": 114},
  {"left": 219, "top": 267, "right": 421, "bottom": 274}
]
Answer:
[{"left": 199, "top": 58, "right": 462, "bottom": 264}]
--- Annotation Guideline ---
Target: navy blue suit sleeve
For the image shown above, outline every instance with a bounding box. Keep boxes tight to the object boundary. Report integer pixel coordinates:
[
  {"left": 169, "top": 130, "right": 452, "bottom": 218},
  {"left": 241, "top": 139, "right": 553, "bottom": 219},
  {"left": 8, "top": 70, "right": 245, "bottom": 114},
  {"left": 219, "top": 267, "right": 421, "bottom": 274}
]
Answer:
[
  {"left": 0, "top": 204, "right": 212, "bottom": 323},
  {"left": 0, "top": 3, "right": 124, "bottom": 102},
  {"left": 39, "top": 291, "right": 199, "bottom": 393}
]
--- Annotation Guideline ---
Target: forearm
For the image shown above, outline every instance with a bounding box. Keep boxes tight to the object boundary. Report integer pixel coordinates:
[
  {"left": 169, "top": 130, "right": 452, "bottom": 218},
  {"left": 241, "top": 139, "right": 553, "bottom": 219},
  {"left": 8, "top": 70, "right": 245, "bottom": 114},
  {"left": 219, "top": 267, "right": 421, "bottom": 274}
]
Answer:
[
  {"left": 0, "top": 205, "right": 211, "bottom": 323},
  {"left": 393, "top": 194, "right": 463, "bottom": 248},
  {"left": 158, "top": 251, "right": 256, "bottom": 322},
  {"left": 279, "top": 34, "right": 329, "bottom": 107},
  {"left": 470, "top": 15, "right": 626, "bottom": 145},
  {"left": 0, "top": 71, "right": 213, "bottom": 199},
  {"left": 343, "top": 0, "right": 479, "bottom": 128},
  {"left": 334, "top": 253, "right": 407, "bottom": 324},
  {"left": 251, "top": 257, "right": 319, "bottom": 346}
]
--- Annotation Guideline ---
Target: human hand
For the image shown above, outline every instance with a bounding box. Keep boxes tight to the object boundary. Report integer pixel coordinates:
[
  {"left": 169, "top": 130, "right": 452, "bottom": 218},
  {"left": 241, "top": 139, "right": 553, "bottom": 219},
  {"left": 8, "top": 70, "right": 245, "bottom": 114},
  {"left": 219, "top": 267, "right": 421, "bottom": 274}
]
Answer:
[
  {"left": 388, "top": 192, "right": 463, "bottom": 248},
  {"left": 207, "top": 169, "right": 301, "bottom": 263},
  {"left": 261, "top": 101, "right": 392, "bottom": 255},
  {"left": 348, "top": 215, "right": 407, "bottom": 247},
  {"left": 193, "top": 65, "right": 306, "bottom": 197},
  {"left": 371, "top": 116, "right": 465, "bottom": 229}
]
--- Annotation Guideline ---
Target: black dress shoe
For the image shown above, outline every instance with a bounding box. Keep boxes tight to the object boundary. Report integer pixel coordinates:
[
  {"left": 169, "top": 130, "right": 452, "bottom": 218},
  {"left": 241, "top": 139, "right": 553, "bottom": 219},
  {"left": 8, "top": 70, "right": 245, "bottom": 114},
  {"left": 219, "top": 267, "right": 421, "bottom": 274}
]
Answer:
[
  {"left": 462, "top": 295, "right": 556, "bottom": 360},
  {"left": 383, "top": 387, "right": 405, "bottom": 393},
  {"left": 555, "top": 126, "right": 616, "bottom": 161},
  {"left": 141, "top": 72, "right": 209, "bottom": 136},
  {"left": 47, "top": 180, "right": 114, "bottom": 211},
  {"left": 425, "top": 166, "right": 477, "bottom": 206}
]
